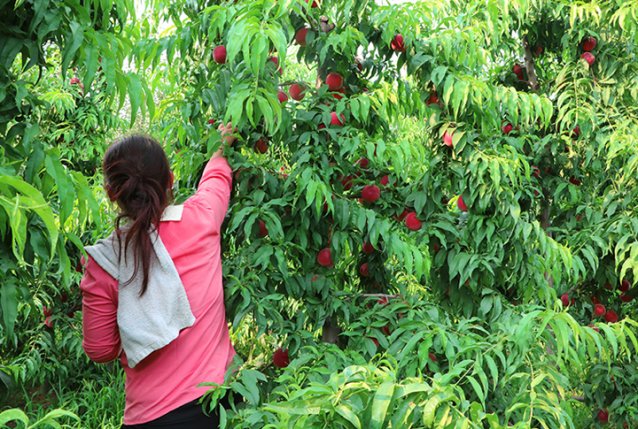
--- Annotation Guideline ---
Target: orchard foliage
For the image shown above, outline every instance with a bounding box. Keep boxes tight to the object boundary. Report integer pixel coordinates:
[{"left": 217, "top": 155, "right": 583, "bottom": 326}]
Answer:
[
  {"left": 138, "top": 0, "right": 638, "bottom": 427},
  {"left": 0, "top": 0, "right": 147, "bottom": 396},
  {"left": 1, "top": 0, "right": 638, "bottom": 427}
]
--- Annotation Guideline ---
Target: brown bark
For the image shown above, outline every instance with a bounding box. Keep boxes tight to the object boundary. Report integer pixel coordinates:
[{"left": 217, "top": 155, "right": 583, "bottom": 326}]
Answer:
[
  {"left": 524, "top": 35, "right": 554, "bottom": 289},
  {"left": 322, "top": 316, "right": 341, "bottom": 345},
  {"left": 522, "top": 35, "right": 540, "bottom": 93}
]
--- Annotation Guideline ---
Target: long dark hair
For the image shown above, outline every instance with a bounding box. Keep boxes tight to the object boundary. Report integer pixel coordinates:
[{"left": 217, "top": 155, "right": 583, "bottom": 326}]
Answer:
[{"left": 103, "top": 135, "right": 172, "bottom": 296}]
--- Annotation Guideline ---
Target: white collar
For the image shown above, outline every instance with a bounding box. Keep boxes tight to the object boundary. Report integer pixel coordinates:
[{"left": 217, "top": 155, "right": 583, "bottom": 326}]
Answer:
[{"left": 160, "top": 205, "right": 183, "bottom": 222}]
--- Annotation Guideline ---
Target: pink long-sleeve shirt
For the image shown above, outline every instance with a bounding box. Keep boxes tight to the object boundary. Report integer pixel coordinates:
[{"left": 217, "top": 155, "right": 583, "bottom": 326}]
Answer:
[{"left": 80, "top": 157, "right": 236, "bottom": 425}]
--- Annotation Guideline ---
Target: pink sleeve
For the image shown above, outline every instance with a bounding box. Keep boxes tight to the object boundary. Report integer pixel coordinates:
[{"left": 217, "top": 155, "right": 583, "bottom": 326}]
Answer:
[
  {"left": 189, "top": 157, "right": 233, "bottom": 230},
  {"left": 80, "top": 254, "right": 122, "bottom": 363}
]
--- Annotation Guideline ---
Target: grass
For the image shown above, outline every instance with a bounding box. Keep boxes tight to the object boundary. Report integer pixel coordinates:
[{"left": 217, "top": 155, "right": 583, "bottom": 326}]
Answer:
[{"left": 1, "top": 366, "right": 125, "bottom": 429}]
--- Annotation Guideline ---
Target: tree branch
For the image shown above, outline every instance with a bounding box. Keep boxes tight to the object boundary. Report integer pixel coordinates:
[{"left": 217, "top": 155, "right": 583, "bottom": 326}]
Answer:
[
  {"left": 522, "top": 35, "right": 540, "bottom": 94},
  {"left": 316, "top": 16, "right": 336, "bottom": 89}
]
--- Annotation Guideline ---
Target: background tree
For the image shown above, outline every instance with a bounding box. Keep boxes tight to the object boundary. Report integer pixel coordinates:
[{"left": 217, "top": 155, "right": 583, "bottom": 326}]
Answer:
[{"left": 0, "top": 0, "right": 150, "bottom": 398}]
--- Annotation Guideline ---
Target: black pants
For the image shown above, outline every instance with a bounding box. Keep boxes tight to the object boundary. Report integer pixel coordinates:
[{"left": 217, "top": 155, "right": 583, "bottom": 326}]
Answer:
[{"left": 121, "top": 394, "right": 233, "bottom": 429}]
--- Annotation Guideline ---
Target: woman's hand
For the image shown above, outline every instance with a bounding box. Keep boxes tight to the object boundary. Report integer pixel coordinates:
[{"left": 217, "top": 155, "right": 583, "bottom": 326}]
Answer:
[
  {"left": 212, "top": 122, "right": 237, "bottom": 160},
  {"left": 218, "top": 122, "right": 237, "bottom": 147}
]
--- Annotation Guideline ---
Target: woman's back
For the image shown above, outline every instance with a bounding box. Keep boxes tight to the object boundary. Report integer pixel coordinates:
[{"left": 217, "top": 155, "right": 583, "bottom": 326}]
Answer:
[{"left": 81, "top": 156, "right": 236, "bottom": 425}]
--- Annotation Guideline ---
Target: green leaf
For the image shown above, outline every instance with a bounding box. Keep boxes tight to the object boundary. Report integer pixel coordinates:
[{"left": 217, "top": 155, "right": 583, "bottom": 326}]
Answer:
[
  {"left": 128, "top": 73, "right": 143, "bottom": 126},
  {"left": 422, "top": 391, "right": 455, "bottom": 427},
  {"left": 0, "top": 196, "right": 27, "bottom": 261},
  {"left": 370, "top": 380, "right": 395, "bottom": 429},
  {"left": 484, "top": 354, "right": 498, "bottom": 387},
  {"left": 61, "top": 21, "right": 85, "bottom": 71},
  {"left": 0, "top": 175, "right": 58, "bottom": 258},
  {"left": 0, "top": 280, "right": 18, "bottom": 340},
  {"left": 0, "top": 409, "right": 28, "bottom": 427},
  {"left": 336, "top": 404, "right": 361, "bottom": 429},
  {"left": 466, "top": 375, "right": 485, "bottom": 407},
  {"left": 44, "top": 151, "right": 74, "bottom": 227}
]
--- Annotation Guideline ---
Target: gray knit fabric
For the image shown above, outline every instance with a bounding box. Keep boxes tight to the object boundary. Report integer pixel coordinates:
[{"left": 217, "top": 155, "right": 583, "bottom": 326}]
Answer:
[{"left": 85, "top": 218, "right": 195, "bottom": 368}]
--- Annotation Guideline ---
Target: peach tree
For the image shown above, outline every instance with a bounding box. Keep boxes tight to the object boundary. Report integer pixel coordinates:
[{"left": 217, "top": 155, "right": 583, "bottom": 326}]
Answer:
[
  {"left": 131, "top": 0, "right": 638, "bottom": 427},
  {"left": 1, "top": 0, "right": 637, "bottom": 427}
]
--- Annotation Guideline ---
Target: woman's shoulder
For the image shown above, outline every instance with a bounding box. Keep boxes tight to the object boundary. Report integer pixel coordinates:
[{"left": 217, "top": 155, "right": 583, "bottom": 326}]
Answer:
[{"left": 79, "top": 253, "right": 119, "bottom": 297}]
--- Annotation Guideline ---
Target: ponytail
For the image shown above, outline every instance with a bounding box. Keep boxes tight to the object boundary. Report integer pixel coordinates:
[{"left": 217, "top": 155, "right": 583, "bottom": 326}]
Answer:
[{"left": 103, "top": 135, "right": 172, "bottom": 296}]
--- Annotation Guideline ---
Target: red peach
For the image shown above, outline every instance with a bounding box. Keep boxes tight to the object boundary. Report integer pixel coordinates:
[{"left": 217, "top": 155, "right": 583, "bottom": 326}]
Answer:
[
  {"left": 443, "top": 130, "right": 454, "bottom": 147},
  {"left": 390, "top": 34, "right": 406, "bottom": 52},
  {"left": 317, "top": 248, "right": 334, "bottom": 267},
  {"left": 425, "top": 92, "right": 441, "bottom": 108},
  {"left": 213, "top": 45, "right": 227, "bottom": 64},
  {"left": 254, "top": 138, "right": 268, "bottom": 154},
  {"left": 457, "top": 195, "right": 468, "bottom": 212},
  {"left": 273, "top": 347, "right": 289, "bottom": 368},
  {"left": 362, "top": 185, "right": 380, "bottom": 203},
  {"left": 583, "top": 37, "right": 597, "bottom": 52},
  {"left": 330, "top": 112, "right": 345, "bottom": 126},
  {"left": 394, "top": 208, "right": 409, "bottom": 222},
  {"left": 289, "top": 83, "right": 306, "bottom": 101},
  {"left": 295, "top": 28, "right": 309, "bottom": 47},
  {"left": 604, "top": 310, "right": 618, "bottom": 323},
  {"left": 581, "top": 52, "right": 595, "bottom": 66},
  {"left": 326, "top": 73, "right": 343, "bottom": 90},
  {"left": 405, "top": 213, "right": 422, "bottom": 231},
  {"left": 360, "top": 263, "right": 369, "bottom": 277},
  {"left": 259, "top": 220, "right": 268, "bottom": 238}
]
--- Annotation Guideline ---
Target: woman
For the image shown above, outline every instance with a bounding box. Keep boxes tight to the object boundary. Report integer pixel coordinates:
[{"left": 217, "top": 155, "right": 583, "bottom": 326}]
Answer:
[{"left": 80, "top": 123, "right": 237, "bottom": 428}]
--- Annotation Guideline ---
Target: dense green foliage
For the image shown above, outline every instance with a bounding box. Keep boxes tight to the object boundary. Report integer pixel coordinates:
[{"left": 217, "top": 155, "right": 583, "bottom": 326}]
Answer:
[{"left": 1, "top": 0, "right": 638, "bottom": 428}]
